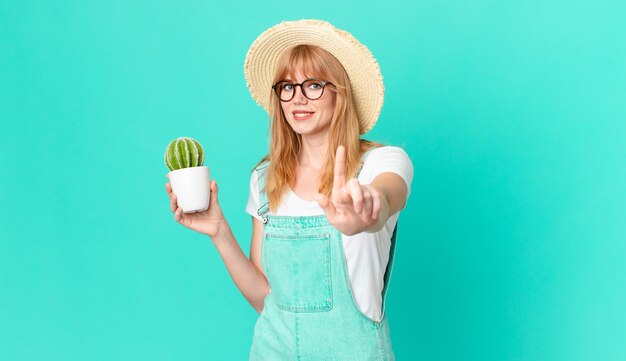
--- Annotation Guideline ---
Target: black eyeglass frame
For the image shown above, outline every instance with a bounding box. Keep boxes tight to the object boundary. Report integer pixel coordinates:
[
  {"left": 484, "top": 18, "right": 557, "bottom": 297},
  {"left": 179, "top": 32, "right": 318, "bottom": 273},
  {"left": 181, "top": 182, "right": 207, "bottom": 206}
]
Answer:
[{"left": 271, "top": 78, "right": 334, "bottom": 102}]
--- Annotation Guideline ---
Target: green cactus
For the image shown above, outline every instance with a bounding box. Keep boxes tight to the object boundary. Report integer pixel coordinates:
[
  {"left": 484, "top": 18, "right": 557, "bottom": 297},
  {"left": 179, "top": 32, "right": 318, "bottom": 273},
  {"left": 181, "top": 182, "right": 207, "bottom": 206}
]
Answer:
[{"left": 164, "top": 137, "right": 205, "bottom": 171}]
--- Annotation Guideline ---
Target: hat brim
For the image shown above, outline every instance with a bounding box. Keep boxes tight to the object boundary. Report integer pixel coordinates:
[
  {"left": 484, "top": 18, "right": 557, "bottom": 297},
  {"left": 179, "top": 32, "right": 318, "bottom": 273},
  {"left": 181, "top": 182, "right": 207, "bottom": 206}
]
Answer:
[{"left": 244, "top": 19, "right": 384, "bottom": 135}]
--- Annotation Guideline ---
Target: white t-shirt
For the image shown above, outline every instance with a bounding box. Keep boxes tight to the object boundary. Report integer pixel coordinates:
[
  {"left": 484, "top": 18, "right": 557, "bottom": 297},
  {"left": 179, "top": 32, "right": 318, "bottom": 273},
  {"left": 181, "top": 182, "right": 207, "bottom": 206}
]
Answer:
[{"left": 246, "top": 146, "right": 414, "bottom": 322}]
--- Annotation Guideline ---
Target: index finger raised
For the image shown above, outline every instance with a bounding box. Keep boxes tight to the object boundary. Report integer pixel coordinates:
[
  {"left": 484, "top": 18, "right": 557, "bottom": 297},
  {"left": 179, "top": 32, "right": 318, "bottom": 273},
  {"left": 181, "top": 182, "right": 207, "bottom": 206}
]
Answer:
[{"left": 333, "top": 145, "right": 347, "bottom": 190}]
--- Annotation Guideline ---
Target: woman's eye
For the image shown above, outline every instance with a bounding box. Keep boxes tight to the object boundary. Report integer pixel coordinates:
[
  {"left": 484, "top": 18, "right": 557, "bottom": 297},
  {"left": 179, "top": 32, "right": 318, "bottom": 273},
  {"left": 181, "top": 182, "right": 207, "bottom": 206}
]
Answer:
[
  {"left": 308, "top": 82, "right": 322, "bottom": 89},
  {"left": 283, "top": 84, "right": 294, "bottom": 91}
]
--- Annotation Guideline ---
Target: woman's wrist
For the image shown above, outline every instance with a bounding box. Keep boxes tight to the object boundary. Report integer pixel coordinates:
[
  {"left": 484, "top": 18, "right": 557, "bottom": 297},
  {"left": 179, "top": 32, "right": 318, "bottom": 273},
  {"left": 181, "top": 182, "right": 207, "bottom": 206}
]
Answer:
[{"left": 209, "top": 220, "right": 233, "bottom": 247}]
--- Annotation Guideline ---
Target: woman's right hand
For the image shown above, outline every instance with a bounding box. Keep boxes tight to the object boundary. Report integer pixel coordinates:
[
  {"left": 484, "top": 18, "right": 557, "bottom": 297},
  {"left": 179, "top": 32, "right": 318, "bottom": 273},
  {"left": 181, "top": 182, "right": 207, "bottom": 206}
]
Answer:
[{"left": 165, "top": 175, "right": 227, "bottom": 238}]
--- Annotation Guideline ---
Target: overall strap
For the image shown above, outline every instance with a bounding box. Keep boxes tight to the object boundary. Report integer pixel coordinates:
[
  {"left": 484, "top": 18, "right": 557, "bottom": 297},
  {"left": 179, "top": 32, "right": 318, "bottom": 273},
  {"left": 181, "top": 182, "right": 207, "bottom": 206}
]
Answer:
[
  {"left": 355, "top": 161, "right": 365, "bottom": 178},
  {"left": 255, "top": 161, "right": 270, "bottom": 224},
  {"left": 380, "top": 222, "right": 398, "bottom": 315}
]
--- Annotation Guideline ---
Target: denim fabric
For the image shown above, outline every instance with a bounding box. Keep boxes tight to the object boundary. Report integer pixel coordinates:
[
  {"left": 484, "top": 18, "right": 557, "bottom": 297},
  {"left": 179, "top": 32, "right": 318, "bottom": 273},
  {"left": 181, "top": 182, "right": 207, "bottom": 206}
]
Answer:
[{"left": 249, "top": 214, "right": 397, "bottom": 361}]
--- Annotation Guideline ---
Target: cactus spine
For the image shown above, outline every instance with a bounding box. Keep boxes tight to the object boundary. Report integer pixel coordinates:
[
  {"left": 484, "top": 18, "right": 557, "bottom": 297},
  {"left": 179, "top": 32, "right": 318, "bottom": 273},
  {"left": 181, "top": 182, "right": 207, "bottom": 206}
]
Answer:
[{"left": 164, "top": 137, "right": 204, "bottom": 171}]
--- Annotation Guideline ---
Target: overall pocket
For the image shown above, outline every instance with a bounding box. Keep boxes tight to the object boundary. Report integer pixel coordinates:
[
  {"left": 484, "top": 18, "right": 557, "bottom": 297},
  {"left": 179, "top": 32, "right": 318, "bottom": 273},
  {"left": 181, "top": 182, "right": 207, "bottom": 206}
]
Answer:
[{"left": 263, "top": 232, "right": 333, "bottom": 312}]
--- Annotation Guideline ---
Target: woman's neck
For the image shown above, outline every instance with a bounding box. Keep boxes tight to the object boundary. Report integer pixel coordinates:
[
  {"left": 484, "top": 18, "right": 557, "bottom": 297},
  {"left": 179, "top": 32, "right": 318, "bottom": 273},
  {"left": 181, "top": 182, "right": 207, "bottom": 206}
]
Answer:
[{"left": 298, "top": 131, "right": 329, "bottom": 170}]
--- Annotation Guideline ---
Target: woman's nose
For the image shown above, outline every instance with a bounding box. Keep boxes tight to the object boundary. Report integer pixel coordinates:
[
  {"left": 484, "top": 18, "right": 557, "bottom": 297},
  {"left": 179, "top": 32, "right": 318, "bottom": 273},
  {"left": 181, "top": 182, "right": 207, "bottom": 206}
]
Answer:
[{"left": 293, "top": 85, "right": 308, "bottom": 104}]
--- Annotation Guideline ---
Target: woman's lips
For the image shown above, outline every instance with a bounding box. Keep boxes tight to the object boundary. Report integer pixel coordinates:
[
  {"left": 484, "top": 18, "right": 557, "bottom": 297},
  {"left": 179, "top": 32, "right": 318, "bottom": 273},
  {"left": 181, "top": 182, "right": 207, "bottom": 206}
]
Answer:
[{"left": 293, "top": 111, "right": 315, "bottom": 120}]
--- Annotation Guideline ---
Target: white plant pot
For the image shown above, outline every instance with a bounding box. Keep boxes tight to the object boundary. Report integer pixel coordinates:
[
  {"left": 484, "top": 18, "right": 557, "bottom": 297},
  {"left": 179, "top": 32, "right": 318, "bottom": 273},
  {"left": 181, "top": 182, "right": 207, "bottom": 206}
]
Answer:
[{"left": 167, "top": 166, "right": 211, "bottom": 213}]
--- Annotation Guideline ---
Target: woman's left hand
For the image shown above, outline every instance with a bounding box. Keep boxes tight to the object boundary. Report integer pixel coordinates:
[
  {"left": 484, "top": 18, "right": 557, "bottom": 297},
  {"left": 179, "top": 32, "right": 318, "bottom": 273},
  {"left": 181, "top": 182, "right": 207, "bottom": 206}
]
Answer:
[{"left": 314, "top": 145, "right": 385, "bottom": 236}]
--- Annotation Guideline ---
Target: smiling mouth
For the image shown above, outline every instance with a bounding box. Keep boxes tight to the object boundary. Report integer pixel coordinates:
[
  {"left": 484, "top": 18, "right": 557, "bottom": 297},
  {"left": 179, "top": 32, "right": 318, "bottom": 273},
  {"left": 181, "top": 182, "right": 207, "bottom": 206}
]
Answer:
[{"left": 293, "top": 111, "right": 315, "bottom": 120}]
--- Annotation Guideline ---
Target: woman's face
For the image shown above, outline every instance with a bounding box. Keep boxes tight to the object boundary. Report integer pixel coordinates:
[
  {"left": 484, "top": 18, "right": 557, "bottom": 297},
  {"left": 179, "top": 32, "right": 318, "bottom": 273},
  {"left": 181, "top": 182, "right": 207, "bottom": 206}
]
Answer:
[{"left": 279, "top": 71, "right": 336, "bottom": 137}]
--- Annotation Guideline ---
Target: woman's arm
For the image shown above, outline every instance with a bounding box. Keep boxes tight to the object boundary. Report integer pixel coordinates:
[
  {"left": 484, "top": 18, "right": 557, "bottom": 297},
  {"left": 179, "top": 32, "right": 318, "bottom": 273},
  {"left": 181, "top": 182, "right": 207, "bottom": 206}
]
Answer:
[{"left": 210, "top": 216, "right": 269, "bottom": 314}]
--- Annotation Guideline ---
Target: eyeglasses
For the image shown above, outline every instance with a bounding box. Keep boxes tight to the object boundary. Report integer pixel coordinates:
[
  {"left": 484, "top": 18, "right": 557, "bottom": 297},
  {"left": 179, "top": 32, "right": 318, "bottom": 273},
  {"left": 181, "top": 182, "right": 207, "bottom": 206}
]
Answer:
[{"left": 272, "top": 78, "right": 334, "bottom": 102}]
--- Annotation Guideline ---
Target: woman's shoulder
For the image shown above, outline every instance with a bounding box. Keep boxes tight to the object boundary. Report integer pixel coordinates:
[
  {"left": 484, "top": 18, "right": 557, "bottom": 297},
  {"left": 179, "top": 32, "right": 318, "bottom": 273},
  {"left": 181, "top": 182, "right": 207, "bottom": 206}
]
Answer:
[
  {"left": 360, "top": 144, "right": 413, "bottom": 180},
  {"left": 252, "top": 157, "right": 270, "bottom": 171},
  {"left": 249, "top": 157, "right": 270, "bottom": 185},
  {"left": 359, "top": 144, "right": 414, "bottom": 197},
  {"left": 363, "top": 145, "right": 411, "bottom": 163},
  {"left": 249, "top": 157, "right": 270, "bottom": 182}
]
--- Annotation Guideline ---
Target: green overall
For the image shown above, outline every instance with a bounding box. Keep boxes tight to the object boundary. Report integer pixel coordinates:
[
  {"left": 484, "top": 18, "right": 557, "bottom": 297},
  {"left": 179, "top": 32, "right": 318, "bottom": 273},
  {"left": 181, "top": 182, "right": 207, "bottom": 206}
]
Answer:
[{"left": 249, "top": 161, "right": 398, "bottom": 361}]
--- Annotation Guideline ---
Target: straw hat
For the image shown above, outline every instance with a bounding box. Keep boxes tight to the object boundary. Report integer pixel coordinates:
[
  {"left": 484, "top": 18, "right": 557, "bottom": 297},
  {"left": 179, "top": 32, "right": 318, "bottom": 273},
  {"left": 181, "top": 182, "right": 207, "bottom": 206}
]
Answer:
[{"left": 244, "top": 19, "right": 384, "bottom": 134}]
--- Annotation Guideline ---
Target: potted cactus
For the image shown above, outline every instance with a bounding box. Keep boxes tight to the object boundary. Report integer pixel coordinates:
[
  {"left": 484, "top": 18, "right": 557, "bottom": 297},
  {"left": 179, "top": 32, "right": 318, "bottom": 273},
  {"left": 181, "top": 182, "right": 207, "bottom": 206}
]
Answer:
[{"left": 165, "top": 137, "right": 211, "bottom": 213}]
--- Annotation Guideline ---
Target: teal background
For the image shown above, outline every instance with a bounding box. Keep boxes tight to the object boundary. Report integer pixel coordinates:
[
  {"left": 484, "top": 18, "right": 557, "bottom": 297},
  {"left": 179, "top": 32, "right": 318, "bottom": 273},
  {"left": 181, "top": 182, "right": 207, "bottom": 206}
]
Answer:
[{"left": 1, "top": 0, "right": 625, "bottom": 360}]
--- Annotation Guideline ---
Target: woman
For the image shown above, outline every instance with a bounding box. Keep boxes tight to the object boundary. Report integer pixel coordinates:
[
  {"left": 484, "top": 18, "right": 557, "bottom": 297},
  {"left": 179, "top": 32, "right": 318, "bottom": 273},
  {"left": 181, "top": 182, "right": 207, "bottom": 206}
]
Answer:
[{"left": 165, "top": 19, "right": 413, "bottom": 360}]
